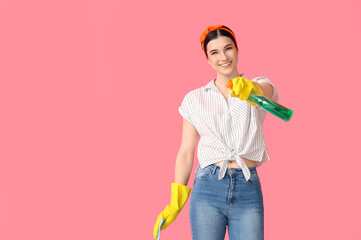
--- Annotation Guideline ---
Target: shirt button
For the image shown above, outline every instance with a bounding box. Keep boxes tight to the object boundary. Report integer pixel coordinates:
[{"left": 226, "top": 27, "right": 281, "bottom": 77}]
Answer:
[{"left": 229, "top": 170, "right": 233, "bottom": 174}]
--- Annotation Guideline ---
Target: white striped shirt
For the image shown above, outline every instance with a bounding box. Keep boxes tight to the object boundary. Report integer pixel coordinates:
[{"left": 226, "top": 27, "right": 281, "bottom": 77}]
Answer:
[{"left": 178, "top": 74, "right": 279, "bottom": 181}]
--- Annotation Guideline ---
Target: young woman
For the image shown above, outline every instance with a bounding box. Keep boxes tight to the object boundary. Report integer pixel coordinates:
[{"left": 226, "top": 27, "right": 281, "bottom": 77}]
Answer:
[{"left": 154, "top": 25, "right": 279, "bottom": 240}]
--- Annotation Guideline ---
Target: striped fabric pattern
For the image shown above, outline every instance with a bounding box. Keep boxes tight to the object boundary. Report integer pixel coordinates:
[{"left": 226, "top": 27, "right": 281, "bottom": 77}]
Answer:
[{"left": 178, "top": 74, "right": 279, "bottom": 181}]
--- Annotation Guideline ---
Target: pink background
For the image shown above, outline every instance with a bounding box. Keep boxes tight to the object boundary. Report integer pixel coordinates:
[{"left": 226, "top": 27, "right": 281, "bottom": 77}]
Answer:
[{"left": 0, "top": 0, "right": 360, "bottom": 239}]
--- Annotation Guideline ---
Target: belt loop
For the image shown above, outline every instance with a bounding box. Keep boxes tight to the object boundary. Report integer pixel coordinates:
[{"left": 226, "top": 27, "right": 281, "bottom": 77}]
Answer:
[{"left": 212, "top": 165, "right": 217, "bottom": 175}]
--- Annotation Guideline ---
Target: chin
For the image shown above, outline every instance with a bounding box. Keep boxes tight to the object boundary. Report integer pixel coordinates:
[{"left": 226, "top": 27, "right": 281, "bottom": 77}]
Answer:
[{"left": 219, "top": 68, "right": 237, "bottom": 76}]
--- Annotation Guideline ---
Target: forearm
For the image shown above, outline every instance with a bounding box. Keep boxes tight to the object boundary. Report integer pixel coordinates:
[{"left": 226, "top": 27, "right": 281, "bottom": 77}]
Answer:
[
  {"left": 174, "top": 151, "right": 194, "bottom": 186},
  {"left": 256, "top": 82, "right": 274, "bottom": 99}
]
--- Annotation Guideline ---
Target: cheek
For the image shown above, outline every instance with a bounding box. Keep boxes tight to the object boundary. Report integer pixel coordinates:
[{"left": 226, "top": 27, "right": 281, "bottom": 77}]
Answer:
[
  {"left": 234, "top": 52, "right": 239, "bottom": 60},
  {"left": 231, "top": 53, "right": 238, "bottom": 63},
  {"left": 208, "top": 58, "right": 217, "bottom": 67},
  {"left": 211, "top": 61, "right": 219, "bottom": 69}
]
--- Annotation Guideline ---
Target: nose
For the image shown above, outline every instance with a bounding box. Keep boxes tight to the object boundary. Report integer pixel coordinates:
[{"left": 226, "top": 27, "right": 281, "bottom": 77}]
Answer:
[{"left": 219, "top": 51, "right": 229, "bottom": 61}]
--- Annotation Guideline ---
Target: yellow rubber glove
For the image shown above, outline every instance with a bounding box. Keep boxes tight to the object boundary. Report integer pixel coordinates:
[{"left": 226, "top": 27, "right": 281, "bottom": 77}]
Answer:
[
  {"left": 228, "top": 77, "right": 264, "bottom": 107},
  {"left": 153, "top": 183, "right": 192, "bottom": 239}
]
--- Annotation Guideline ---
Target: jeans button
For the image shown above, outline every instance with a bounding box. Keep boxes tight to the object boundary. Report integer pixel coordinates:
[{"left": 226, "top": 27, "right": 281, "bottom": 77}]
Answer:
[{"left": 229, "top": 170, "right": 233, "bottom": 174}]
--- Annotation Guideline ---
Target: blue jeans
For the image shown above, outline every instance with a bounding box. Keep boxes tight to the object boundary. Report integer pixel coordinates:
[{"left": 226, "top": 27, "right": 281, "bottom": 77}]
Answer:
[{"left": 189, "top": 164, "right": 264, "bottom": 240}]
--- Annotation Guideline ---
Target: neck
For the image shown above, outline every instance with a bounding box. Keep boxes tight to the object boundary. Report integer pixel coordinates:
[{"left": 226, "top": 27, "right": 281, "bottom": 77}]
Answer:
[{"left": 214, "top": 71, "right": 241, "bottom": 90}]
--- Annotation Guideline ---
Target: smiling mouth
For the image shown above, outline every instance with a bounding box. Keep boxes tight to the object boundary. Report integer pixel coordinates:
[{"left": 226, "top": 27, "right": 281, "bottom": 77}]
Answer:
[{"left": 220, "top": 61, "right": 231, "bottom": 67}]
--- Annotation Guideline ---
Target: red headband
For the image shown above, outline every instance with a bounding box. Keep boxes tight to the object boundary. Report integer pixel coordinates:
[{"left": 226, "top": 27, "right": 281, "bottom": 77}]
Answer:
[{"left": 200, "top": 25, "right": 238, "bottom": 56}]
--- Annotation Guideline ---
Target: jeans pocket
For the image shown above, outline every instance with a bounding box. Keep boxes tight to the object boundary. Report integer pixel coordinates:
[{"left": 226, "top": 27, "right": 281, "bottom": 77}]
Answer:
[
  {"left": 195, "top": 165, "right": 213, "bottom": 181},
  {"left": 246, "top": 172, "right": 262, "bottom": 189}
]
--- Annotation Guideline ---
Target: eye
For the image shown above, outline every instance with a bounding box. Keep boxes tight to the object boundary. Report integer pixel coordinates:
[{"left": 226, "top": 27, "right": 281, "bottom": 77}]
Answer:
[
  {"left": 226, "top": 47, "right": 232, "bottom": 50},
  {"left": 211, "top": 52, "right": 217, "bottom": 55}
]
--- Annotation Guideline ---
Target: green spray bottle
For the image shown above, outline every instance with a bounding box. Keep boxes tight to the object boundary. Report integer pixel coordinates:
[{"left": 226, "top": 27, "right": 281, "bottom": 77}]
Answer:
[{"left": 227, "top": 80, "right": 293, "bottom": 122}]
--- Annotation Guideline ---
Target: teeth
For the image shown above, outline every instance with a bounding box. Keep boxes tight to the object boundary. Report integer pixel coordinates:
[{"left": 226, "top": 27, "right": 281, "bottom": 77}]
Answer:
[{"left": 220, "top": 62, "right": 231, "bottom": 66}]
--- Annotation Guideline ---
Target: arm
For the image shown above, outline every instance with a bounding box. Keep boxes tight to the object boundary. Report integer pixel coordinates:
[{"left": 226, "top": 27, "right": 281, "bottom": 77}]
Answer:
[
  {"left": 174, "top": 118, "right": 198, "bottom": 186},
  {"left": 153, "top": 118, "right": 197, "bottom": 239},
  {"left": 228, "top": 77, "right": 275, "bottom": 101},
  {"left": 256, "top": 82, "right": 274, "bottom": 99}
]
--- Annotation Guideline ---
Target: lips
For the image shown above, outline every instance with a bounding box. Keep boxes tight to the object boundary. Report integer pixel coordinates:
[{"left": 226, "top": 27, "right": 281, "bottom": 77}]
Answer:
[{"left": 220, "top": 61, "right": 231, "bottom": 67}]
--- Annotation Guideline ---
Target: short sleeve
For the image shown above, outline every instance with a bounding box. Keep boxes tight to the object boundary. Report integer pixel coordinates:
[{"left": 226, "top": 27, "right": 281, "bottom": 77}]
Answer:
[
  {"left": 252, "top": 76, "right": 279, "bottom": 102},
  {"left": 178, "top": 92, "right": 195, "bottom": 125}
]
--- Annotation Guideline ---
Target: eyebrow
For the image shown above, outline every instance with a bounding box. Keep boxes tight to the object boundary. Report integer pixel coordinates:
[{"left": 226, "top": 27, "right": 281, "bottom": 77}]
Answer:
[{"left": 209, "top": 44, "right": 233, "bottom": 54}]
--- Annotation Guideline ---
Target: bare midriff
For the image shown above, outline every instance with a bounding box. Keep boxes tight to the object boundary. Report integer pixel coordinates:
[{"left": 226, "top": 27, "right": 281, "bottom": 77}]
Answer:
[{"left": 214, "top": 157, "right": 258, "bottom": 168}]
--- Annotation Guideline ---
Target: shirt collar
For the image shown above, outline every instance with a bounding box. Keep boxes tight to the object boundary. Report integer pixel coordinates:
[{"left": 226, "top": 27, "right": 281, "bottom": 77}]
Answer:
[
  {"left": 203, "top": 79, "right": 218, "bottom": 92},
  {"left": 203, "top": 74, "right": 246, "bottom": 92}
]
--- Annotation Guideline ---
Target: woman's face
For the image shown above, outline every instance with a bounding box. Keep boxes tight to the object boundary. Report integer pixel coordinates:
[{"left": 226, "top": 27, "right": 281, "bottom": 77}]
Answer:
[{"left": 206, "top": 36, "right": 239, "bottom": 76}]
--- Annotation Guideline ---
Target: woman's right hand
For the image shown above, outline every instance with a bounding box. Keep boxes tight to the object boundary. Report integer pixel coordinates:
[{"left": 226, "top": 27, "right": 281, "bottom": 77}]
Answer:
[{"left": 153, "top": 183, "right": 192, "bottom": 239}]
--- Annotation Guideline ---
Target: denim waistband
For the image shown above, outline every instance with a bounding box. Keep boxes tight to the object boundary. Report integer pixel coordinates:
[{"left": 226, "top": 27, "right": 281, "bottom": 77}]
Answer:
[{"left": 206, "top": 164, "right": 257, "bottom": 176}]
